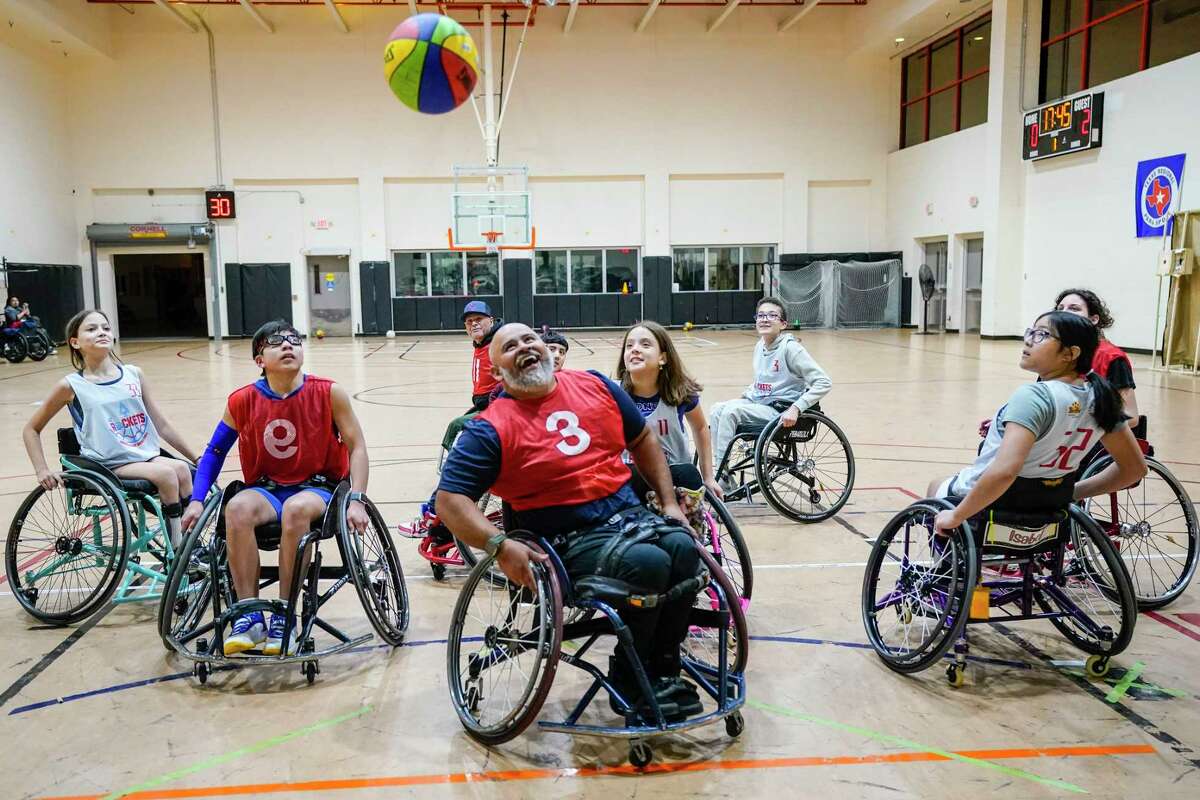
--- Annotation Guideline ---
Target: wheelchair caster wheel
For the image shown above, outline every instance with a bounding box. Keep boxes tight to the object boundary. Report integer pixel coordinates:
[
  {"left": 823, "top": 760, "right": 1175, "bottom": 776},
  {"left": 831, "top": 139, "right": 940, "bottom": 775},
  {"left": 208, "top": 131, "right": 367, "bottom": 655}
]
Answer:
[
  {"left": 1085, "top": 655, "right": 1110, "bottom": 679},
  {"left": 466, "top": 684, "right": 482, "bottom": 714},
  {"left": 946, "top": 664, "right": 965, "bottom": 688},
  {"left": 194, "top": 662, "right": 210, "bottom": 685},
  {"left": 432, "top": 564, "right": 446, "bottom": 581},
  {"left": 196, "top": 638, "right": 209, "bottom": 655},
  {"left": 629, "top": 741, "right": 653, "bottom": 769},
  {"left": 302, "top": 660, "right": 318, "bottom": 684},
  {"left": 725, "top": 711, "right": 745, "bottom": 738}
]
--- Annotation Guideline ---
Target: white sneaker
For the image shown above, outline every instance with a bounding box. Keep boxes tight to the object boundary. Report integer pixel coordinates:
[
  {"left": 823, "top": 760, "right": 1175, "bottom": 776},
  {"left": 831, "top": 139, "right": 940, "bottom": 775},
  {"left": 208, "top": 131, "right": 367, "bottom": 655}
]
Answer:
[
  {"left": 263, "top": 613, "right": 299, "bottom": 656},
  {"left": 223, "top": 611, "right": 266, "bottom": 655}
]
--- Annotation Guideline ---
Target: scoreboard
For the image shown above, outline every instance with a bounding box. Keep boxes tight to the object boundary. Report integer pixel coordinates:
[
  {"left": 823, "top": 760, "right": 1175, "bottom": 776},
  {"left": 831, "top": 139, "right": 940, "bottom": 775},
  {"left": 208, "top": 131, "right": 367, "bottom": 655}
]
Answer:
[
  {"left": 1022, "top": 91, "right": 1104, "bottom": 161},
  {"left": 205, "top": 190, "right": 236, "bottom": 220}
]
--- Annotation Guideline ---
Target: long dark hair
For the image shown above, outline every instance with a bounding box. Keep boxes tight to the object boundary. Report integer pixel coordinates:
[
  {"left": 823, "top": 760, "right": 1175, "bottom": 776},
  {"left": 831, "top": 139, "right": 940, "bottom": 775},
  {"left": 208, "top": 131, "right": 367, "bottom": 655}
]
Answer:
[
  {"left": 1039, "top": 310, "right": 1124, "bottom": 432},
  {"left": 64, "top": 309, "right": 120, "bottom": 372},
  {"left": 1054, "top": 288, "right": 1114, "bottom": 330},
  {"left": 615, "top": 320, "right": 703, "bottom": 407}
]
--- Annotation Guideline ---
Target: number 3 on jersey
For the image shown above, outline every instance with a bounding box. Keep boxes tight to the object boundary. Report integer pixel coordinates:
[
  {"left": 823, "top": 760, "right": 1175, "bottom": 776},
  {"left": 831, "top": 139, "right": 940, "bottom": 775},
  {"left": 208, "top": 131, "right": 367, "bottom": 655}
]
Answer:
[
  {"left": 1038, "top": 427, "right": 1094, "bottom": 471},
  {"left": 546, "top": 411, "right": 591, "bottom": 456}
]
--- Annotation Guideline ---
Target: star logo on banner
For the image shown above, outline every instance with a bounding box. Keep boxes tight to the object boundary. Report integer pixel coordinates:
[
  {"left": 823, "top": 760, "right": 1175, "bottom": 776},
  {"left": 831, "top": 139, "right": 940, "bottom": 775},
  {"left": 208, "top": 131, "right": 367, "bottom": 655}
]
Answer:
[{"left": 1146, "top": 176, "right": 1172, "bottom": 218}]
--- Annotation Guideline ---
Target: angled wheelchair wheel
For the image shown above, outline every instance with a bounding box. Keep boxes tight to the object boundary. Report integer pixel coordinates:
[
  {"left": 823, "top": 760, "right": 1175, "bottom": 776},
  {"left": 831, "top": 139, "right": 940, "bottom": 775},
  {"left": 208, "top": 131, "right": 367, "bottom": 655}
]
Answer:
[
  {"left": 702, "top": 494, "right": 752, "bottom": 602},
  {"left": 3, "top": 334, "right": 27, "bottom": 363},
  {"left": 1034, "top": 507, "right": 1137, "bottom": 658},
  {"left": 447, "top": 538, "right": 562, "bottom": 746},
  {"left": 755, "top": 411, "right": 855, "bottom": 523},
  {"left": 684, "top": 545, "right": 749, "bottom": 675},
  {"left": 861, "top": 502, "right": 976, "bottom": 673},
  {"left": 25, "top": 335, "right": 49, "bottom": 361},
  {"left": 715, "top": 434, "right": 759, "bottom": 502},
  {"left": 1080, "top": 454, "right": 1198, "bottom": 610},
  {"left": 458, "top": 493, "right": 508, "bottom": 586},
  {"left": 158, "top": 492, "right": 225, "bottom": 651},
  {"left": 339, "top": 492, "right": 409, "bottom": 646},
  {"left": 5, "top": 473, "right": 129, "bottom": 625}
]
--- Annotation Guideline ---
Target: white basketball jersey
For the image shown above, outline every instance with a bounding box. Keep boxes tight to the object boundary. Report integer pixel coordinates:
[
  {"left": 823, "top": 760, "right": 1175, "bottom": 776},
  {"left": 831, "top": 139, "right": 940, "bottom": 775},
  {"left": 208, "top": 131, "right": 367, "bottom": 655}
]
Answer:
[{"left": 66, "top": 364, "right": 161, "bottom": 466}]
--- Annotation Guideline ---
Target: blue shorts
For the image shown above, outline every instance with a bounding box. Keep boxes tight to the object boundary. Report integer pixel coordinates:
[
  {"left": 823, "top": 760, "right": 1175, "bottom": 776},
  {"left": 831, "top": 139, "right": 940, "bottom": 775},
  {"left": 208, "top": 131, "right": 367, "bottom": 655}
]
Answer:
[{"left": 247, "top": 484, "right": 333, "bottom": 522}]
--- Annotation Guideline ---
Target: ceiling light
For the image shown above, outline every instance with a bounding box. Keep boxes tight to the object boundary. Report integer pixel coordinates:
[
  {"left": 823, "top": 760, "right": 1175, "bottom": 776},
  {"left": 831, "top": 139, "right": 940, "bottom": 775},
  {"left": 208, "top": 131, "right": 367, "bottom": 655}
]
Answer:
[
  {"left": 974, "top": 35, "right": 984, "bottom": 41},
  {"left": 895, "top": 37, "right": 906, "bottom": 43}
]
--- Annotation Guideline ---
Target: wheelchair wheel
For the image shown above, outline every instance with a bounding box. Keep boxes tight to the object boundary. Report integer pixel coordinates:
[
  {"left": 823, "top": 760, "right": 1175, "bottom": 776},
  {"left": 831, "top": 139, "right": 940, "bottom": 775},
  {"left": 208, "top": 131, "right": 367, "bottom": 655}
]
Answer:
[
  {"left": 458, "top": 493, "right": 507, "bottom": 586},
  {"left": 755, "top": 411, "right": 855, "bottom": 523},
  {"left": 702, "top": 494, "right": 752, "bottom": 601},
  {"left": 447, "top": 538, "right": 562, "bottom": 746},
  {"left": 158, "top": 492, "right": 225, "bottom": 651},
  {"left": 3, "top": 335, "right": 27, "bottom": 363},
  {"left": 861, "top": 503, "right": 976, "bottom": 673},
  {"left": 1079, "top": 454, "right": 1198, "bottom": 610},
  {"left": 715, "top": 435, "right": 758, "bottom": 501},
  {"left": 5, "top": 473, "right": 129, "bottom": 625},
  {"left": 25, "top": 335, "right": 49, "bottom": 361},
  {"left": 684, "top": 544, "right": 749, "bottom": 674},
  {"left": 339, "top": 492, "right": 409, "bottom": 646},
  {"left": 1034, "top": 507, "right": 1137, "bottom": 657}
]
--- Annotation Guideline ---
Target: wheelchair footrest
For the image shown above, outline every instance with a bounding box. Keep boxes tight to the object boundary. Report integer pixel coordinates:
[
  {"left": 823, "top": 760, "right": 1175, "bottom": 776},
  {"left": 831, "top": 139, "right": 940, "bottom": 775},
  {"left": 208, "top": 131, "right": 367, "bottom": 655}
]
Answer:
[{"left": 172, "top": 633, "right": 374, "bottom": 666}]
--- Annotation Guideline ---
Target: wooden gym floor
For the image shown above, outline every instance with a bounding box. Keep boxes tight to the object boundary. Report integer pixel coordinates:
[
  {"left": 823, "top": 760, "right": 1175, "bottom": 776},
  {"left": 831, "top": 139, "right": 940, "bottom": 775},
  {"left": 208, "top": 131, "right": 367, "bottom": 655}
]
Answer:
[{"left": 1, "top": 329, "right": 1198, "bottom": 799}]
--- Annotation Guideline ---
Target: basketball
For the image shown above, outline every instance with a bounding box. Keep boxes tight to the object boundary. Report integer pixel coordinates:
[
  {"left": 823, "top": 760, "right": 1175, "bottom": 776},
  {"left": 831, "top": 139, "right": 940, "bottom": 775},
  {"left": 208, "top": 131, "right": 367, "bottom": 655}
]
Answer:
[{"left": 383, "top": 13, "right": 479, "bottom": 114}]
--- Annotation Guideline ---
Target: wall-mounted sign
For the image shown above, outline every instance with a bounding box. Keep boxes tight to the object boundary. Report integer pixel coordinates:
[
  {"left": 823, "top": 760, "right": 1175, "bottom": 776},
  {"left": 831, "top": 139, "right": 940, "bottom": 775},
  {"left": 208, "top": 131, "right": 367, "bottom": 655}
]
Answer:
[
  {"left": 1022, "top": 91, "right": 1104, "bottom": 161},
  {"left": 205, "top": 190, "right": 236, "bottom": 220},
  {"left": 129, "top": 224, "right": 167, "bottom": 239}
]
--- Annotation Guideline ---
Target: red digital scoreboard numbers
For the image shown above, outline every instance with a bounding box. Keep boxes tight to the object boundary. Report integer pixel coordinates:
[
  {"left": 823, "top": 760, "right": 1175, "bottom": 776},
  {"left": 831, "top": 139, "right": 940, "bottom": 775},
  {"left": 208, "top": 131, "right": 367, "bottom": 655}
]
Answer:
[
  {"left": 205, "top": 190, "right": 236, "bottom": 220},
  {"left": 1022, "top": 91, "right": 1104, "bottom": 161}
]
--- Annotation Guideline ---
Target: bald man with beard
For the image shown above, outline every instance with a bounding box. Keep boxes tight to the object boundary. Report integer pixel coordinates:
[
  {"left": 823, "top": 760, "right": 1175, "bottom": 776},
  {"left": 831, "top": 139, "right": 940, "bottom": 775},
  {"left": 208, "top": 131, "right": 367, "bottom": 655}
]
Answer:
[{"left": 436, "top": 323, "right": 705, "bottom": 723}]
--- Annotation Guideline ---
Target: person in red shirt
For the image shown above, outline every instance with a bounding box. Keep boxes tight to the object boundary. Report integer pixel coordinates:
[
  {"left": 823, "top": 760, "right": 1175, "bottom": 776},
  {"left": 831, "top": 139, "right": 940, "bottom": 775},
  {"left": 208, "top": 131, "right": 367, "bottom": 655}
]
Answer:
[
  {"left": 1055, "top": 288, "right": 1139, "bottom": 422},
  {"left": 437, "top": 323, "right": 706, "bottom": 722},
  {"left": 463, "top": 300, "right": 502, "bottom": 411},
  {"left": 181, "top": 320, "right": 371, "bottom": 657}
]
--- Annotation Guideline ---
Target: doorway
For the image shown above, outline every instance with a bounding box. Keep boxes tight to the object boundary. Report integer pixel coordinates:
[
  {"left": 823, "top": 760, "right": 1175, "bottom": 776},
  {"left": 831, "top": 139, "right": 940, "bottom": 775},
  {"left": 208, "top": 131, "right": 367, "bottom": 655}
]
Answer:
[
  {"left": 922, "top": 240, "right": 948, "bottom": 332},
  {"left": 962, "top": 238, "right": 984, "bottom": 334},
  {"left": 307, "top": 255, "right": 352, "bottom": 337},
  {"left": 112, "top": 253, "right": 206, "bottom": 338}
]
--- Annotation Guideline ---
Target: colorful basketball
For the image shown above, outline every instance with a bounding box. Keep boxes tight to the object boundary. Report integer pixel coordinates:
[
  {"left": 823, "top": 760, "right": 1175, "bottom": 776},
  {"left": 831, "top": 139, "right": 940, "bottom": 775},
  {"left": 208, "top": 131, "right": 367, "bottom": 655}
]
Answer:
[{"left": 384, "top": 14, "right": 479, "bottom": 115}]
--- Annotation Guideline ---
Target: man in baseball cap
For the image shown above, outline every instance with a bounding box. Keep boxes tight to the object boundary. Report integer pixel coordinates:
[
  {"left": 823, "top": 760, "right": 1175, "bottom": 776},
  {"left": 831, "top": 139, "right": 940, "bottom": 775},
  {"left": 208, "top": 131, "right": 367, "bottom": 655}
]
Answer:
[{"left": 462, "top": 301, "right": 503, "bottom": 411}]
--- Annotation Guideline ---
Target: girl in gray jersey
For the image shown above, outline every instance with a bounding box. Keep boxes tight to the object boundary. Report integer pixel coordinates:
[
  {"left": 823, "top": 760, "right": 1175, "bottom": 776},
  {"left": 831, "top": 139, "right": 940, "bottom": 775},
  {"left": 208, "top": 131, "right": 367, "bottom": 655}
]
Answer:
[
  {"left": 927, "top": 311, "right": 1146, "bottom": 535},
  {"left": 709, "top": 296, "right": 832, "bottom": 479},
  {"left": 22, "top": 310, "right": 199, "bottom": 545},
  {"left": 617, "top": 321, "right": 721, "bottom": 499}
]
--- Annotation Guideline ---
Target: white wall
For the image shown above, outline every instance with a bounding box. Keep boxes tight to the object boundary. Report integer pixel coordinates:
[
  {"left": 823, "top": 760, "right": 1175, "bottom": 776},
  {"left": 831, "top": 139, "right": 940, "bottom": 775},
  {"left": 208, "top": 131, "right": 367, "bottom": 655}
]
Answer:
[
  {"left": 1021, "top": 53, "right": 1200, "bottom": 351},
  {"left": 0, "top": 34, "right": 76, "bottom": 271},
  {"left": 43, "top": 4, "right": 891, "bottom": 334}
]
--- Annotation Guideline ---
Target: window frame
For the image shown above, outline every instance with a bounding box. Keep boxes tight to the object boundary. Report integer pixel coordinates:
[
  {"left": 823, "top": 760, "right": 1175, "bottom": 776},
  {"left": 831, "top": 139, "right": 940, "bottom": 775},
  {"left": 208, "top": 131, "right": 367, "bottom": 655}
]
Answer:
[
  {"left": 532, "top": 247, "right": 642, "bottom": 295},
  {"left": 390, "top": 250, "right": 502, "bottom": 299},
  {"left": 670, "top": 245, "right": 776, "bottom": 293},
  {"left": 1038, "top": 0, "right": 1191, "bottom": 103},
  {"left": 899, "top": 14, "right": 992, "bottom": 149}
]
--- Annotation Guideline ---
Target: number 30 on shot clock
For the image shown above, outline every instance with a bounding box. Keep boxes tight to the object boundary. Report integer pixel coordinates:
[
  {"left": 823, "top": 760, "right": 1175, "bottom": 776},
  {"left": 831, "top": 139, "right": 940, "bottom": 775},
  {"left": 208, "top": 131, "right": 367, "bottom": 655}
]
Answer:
[{"left": 205, "top": 190, "right": 236, "bottom": 220}]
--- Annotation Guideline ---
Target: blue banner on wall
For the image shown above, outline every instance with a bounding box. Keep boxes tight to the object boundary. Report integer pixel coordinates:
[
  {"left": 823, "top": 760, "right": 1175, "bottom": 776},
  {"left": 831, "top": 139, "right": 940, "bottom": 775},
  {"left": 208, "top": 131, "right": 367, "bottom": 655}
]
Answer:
[{"left": 1135, "top": 153, "right": 1186, "bottom": 238}]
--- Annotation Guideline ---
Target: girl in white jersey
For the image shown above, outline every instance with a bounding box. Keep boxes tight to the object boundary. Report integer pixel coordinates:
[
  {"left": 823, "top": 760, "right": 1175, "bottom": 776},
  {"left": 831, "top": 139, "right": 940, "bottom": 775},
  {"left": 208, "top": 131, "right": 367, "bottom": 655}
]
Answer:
[
  {"left": 616, "top": 321, "right": 722, "bottom": 499},
  {"left": 928, "top": 311, "right": 1146, "bottom": 534},
  {"left": 22, "top": 309, "right": 199, "bottom": 545}
]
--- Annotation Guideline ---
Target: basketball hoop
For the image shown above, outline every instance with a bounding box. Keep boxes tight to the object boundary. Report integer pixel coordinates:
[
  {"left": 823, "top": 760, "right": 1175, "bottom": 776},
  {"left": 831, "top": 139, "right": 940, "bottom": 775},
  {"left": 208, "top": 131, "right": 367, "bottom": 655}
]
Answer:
[{"left": 481, "top": 231, "right": 502, "bottom": 255}]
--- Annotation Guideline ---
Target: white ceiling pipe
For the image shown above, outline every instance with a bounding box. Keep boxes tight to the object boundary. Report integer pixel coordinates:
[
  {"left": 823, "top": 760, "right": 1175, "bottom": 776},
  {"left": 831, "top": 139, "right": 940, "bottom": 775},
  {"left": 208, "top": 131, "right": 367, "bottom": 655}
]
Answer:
[
  {"left": 708, "top": 0, "right": 742, "bottom": 33},
  {"left": 635, "top": 0, "right": 662, "bottom": 33},
  {"left": 238, "top": 0, "right": 274, "bottom": 33},
  {"left": 779, "top": 0, "right": 821, "bottom": 34},
  {"left": 324, "top": 0, "right": 349, "bottom": 33},
  {"left": 151, "top": 0, "right": 199, "bottom": 33}
]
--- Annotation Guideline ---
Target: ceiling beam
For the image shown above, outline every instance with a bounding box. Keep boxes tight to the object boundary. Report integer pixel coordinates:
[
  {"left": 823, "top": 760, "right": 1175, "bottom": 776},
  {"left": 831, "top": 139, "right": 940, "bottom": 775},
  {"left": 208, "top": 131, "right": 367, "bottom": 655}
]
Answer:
[
  {"left": 708, "top": 0, "right": 742, "bottom": 33},
  {"left": 635, "top": 0, "right": 662, "bottom": 33},
  {"left": 408, "top": 0, "right": 419, "bottom": 15},
  {"left": 778, "top": 0, "right": 821, "bottom": 34},
  {"left": 563, "top": 0, "right": 579, "bottom": 34},
  {"left": 150, "top": 0, "right": 199, "bottom": 33},
  {"left": 324, "top": 0, "right": 349, "bottom": 33},
  {"left": 237, "top": 0, "right": 274, "bottom": 33}
]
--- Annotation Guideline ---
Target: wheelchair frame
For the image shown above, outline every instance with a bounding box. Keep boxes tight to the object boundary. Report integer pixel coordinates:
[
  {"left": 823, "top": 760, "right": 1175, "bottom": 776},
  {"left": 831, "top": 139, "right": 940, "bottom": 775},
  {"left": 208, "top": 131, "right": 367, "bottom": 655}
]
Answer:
[
  {"left": 862, "top": 498, "right": 1137, "bottom": 687},
  {"left": 446, "top": 532, "right": 747, "bottom": 768},
  {"left": 4, "top": 430, "right": 207, "bottom": 625},
  {"left": 158, "top": 480, "right": 409, "bottom": 685},
  {"left": 715, "top": 403, "right": 855, "bottom": 523}
]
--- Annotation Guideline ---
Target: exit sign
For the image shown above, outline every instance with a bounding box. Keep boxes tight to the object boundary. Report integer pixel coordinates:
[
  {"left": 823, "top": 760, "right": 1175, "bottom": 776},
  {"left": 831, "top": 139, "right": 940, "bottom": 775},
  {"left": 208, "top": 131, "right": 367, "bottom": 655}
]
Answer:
[{"left": 205, "top": 190, "right": 236, "bottom": 220}]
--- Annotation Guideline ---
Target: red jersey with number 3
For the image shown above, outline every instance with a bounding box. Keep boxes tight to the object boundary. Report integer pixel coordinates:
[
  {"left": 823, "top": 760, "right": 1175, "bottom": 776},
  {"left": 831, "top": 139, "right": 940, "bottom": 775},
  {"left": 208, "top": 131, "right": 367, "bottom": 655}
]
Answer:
[
  {"left": 227, "top": 376, "right": 349, "bottom": 486},
  {"left": 480, "top": 370, "right": 631, "bottom": 511}
]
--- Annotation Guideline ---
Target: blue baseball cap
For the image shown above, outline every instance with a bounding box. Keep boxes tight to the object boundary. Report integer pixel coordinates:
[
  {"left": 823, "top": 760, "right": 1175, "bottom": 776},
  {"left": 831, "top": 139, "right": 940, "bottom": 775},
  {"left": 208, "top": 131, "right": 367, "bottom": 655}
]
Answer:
[{"left": 462, "top": 300, "right": 494, "bottom": 320}]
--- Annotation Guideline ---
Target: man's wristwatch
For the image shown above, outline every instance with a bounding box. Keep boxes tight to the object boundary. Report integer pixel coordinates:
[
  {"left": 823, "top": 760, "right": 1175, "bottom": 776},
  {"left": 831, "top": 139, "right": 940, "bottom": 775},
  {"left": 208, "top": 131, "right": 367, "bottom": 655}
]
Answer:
[
  {"left": 348, "top": 491, "right": 366, "bottom": 504},
  {"left": 484, "top": 532, "right": 508, "bottom": 558}
]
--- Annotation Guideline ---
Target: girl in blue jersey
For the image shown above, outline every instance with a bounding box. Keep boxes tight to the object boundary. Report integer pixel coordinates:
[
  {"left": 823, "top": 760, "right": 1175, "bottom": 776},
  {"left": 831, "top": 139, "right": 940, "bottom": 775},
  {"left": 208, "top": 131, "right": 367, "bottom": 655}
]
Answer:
[{"left": 616, "top": 321, "right": 722, "bottom": 499}]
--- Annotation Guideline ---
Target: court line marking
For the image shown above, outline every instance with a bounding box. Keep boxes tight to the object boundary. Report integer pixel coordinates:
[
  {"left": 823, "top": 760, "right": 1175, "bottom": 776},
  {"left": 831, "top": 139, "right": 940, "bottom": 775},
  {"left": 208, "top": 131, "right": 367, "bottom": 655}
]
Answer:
[
  {"left": 1144, "top": 610, "right": 1200, "bottom": 644},
  {"left": 36, "top": 742, "right": 1155, "bottom": 800},
  {"left": 1106, "top": 661, "right": 1147, "bottom": 704},
  {"left": 0, "top": 601, "right": 118, "bottom": 709},
  {"left": 748, "top": 698, "right": 1092, "bottom": 794}
]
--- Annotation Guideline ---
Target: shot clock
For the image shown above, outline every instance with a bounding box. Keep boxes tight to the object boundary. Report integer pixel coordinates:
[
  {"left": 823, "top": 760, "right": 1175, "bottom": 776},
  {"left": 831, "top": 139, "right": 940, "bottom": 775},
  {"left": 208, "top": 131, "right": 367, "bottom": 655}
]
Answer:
[
  {"left": 1022, "top": 92, "right": 1104, "bottom": 161},
  {"left": 205, "top": 190, "right": 236, "bottom": 220}
]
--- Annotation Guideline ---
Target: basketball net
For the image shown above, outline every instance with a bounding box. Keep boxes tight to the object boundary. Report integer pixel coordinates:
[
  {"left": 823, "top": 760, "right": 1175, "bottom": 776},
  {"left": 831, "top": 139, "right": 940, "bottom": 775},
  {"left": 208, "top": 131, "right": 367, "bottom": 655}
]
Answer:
[{"left": 482, "top": 231, "right": 502, "bottom": 255}]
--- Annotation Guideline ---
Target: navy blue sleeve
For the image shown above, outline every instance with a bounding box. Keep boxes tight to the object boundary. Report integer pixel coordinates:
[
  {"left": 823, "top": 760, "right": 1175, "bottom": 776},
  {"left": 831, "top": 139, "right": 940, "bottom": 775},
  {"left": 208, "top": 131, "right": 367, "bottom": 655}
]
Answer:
[
  {"left": 587, "top": 370, "right": 646, "bottom": 444},
  {"left": 680, "top": 393, "right": 700, "bottom": 414},
  {"left": 436, "top": 418, "right": 502, "bottom": 502}
]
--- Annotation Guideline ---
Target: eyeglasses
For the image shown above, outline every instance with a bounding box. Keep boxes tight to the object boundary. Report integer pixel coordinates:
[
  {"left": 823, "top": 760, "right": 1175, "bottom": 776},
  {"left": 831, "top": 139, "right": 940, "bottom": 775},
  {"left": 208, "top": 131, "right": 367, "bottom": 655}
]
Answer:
[
  {"left": 1023, "top": 327, "right": 1059, "bottom": 345},
  {"left": 755, "top": 312, "right": 783, "bottom": 322},
  {"left": 262, "top": 333, "right": 302, "bottom": 351}
]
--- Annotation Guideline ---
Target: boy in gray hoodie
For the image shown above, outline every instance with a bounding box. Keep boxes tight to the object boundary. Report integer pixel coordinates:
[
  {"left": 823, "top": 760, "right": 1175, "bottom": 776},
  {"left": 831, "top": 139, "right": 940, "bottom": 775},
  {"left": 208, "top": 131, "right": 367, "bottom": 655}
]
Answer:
[{"left": 710, "top": 296, "right": 832, "bottom": 480}]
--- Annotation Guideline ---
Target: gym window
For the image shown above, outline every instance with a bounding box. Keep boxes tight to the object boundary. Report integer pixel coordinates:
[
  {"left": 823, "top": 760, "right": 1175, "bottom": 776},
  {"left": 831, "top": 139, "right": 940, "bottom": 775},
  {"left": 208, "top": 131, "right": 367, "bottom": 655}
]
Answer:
[
  {"left": 534, "top": 248, "right": 640, "bottom": 295},
  {"left": 1040, "top": 0, "right": 1200, "bottom": 103},
  {"left": 392, "top": 251, "right": 501, "bottom": 298},
  {"left": 671, "top": 245, "right": 774, "bottom": 292},
  {"left": 899, "top": 15, "right": 991, "bottom": 149}
]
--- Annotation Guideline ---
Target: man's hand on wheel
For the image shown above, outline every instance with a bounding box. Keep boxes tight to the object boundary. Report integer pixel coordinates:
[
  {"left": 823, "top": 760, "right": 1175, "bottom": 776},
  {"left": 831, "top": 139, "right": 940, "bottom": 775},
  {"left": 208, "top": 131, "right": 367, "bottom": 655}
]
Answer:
[
  {"left": 180, "top": 499, "right": 205, "bottom": 533},
  {"left": 780, "top": 406, "right": 800, "bottom": 428},
  {"left": 496, "top": 539, "right": 549, "bottom": 590}
]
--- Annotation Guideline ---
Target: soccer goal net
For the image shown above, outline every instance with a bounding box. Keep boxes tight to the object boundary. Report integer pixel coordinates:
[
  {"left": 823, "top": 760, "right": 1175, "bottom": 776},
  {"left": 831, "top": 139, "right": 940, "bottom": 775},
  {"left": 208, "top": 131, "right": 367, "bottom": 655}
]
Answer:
[{"left": 776, "top": 259, "right": 902, "bottom": 329}]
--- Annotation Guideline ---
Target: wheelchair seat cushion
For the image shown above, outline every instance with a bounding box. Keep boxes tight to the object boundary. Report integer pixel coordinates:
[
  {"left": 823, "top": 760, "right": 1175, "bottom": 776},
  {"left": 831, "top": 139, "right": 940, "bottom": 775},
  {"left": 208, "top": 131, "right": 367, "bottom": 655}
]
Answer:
[
  {"left": 60, "top": 454, "right": 157, "bottom": 497},
  {"left": 970, "top": 508, "right": 1069, "bottom": 552}
]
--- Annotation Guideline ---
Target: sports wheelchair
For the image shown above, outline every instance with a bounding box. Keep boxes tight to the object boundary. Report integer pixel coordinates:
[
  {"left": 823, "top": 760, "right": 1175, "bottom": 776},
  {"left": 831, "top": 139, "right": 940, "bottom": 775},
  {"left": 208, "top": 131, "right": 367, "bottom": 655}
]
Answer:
[
  {"left": 5, "top": 428, "right": 203, "bottom": 625},
  {"left": 158, "top": 479, "right": 409, "bottom": 684},
  {"left": 714, "top": 400, "right": 855, "bottom": 523},
  {"left": 1076, "top": 417, "right": 1197, "bottom": 610},
  {"left": 862, "top": 477, "right": 1137, "bottom": 687},
  {"left": 446, "top": 524, "right": 748, "bottom": 768}
]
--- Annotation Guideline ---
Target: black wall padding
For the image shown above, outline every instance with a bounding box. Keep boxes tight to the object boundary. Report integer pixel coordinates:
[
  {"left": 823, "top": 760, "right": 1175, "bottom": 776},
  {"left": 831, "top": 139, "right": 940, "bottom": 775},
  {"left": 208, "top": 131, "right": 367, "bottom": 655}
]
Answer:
[
  {"left": 224, "top": 263, "right": 292, "bottom": 337},
  {"left": 642, "top": 256, "right": 673, "bottom": 324},
  {"left": 504, "top": 258, "right": 534, "bottom": 326},
  {"left": 358, "top": 261, "right": 393, "bottom": 334},
  {"left": 5, "top": 263, "right": 84, "bottom": 343},
  {"left": 224, "top": 263, "right": 244, "bottom": 336},
  {"left": 391, "top": 295, "right": 504, "bottom": 332}
]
